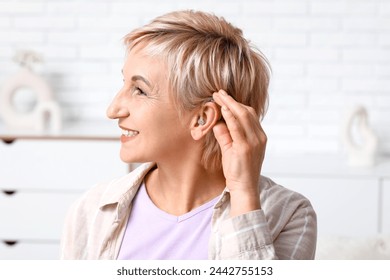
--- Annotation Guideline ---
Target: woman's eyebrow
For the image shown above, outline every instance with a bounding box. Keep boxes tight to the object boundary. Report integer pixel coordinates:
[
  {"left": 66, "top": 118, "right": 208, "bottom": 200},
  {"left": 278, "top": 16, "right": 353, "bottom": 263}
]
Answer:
[
  {"left": 131, "top": 75, "right": 152, "bottom": 88},
  {"left": 121, "top": 70, "right": 151, "bottom": 87}
]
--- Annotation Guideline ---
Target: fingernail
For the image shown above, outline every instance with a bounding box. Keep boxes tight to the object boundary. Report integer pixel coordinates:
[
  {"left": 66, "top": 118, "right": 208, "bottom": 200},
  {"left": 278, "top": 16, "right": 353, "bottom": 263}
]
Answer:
[{"left": 219, "top": 90, "right": 228, "bottom": 96}]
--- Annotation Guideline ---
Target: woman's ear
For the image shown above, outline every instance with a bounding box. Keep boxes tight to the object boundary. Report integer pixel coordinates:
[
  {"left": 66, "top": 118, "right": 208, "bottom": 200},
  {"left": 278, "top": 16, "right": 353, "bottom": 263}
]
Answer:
[{"left": 190, "top": 101, "right": 221, "bottom": 140}]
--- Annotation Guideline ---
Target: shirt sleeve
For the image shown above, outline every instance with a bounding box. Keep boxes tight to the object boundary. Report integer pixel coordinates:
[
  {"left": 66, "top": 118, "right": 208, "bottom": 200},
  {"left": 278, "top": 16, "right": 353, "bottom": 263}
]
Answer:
[
  {"left": 218, "top": 209, "right": 277, "bottom": 259},
  {"left": 59, "top": 197, "right": 87, "bottom": 259}
]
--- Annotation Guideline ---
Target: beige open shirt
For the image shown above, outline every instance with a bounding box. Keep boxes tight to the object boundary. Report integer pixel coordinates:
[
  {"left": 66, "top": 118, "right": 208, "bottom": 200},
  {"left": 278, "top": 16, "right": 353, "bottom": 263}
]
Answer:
[{"left": 60, "top": 163, "right": 317, "bottom": 259}]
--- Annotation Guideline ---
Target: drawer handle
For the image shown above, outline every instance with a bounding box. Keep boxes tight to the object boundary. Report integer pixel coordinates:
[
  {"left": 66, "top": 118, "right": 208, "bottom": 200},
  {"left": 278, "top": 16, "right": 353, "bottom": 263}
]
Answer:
[
  {"left": 3, "top": 240, "right": 18, "bottom": 246},
  {"left": 2, "top": 190, "right": 17, "bottom": 196},
  {"left": 2, "top": 139, "right": 16, "bottom": 145}
]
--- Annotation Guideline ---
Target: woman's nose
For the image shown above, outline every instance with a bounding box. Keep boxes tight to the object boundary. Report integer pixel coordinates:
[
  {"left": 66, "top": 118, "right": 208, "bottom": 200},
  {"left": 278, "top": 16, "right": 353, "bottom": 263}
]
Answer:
[{"left": 106, "top": 96, "right": 130, "bottom": 119}]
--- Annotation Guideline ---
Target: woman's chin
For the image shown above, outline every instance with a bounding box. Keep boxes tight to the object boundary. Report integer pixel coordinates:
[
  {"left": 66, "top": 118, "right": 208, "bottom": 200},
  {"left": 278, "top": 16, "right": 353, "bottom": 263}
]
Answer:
[{"left": 119, "top": 153, "right": 149, "bottom": 164}]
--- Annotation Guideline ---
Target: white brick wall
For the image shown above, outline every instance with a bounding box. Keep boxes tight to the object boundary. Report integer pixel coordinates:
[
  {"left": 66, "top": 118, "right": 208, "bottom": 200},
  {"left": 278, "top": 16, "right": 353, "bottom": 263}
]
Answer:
[{"left": 1, "top": 0, "right": 389, "bottom": 156}]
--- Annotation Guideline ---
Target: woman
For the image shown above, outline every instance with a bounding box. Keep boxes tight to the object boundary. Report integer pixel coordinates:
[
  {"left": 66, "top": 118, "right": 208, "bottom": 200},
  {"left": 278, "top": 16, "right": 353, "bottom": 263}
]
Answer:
[{"left": 61, "top": 10, "right": 316, "bottom": 260}]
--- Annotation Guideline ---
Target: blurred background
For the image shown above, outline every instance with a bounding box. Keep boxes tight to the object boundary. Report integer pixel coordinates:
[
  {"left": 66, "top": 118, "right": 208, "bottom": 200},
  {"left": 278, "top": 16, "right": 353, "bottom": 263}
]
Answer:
[
  {"left": 1, "top": 0, "right": 390, "bottom": 259},
  {"left": 1, "top": 0, "right": 390, "bottom": 155}
]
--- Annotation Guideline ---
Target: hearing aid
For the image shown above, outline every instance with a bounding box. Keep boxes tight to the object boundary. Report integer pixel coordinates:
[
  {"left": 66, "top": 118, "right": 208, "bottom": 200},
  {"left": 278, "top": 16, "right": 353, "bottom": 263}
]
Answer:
[{"left": 198, "top": 117, "right": 206, "bottom": 126}]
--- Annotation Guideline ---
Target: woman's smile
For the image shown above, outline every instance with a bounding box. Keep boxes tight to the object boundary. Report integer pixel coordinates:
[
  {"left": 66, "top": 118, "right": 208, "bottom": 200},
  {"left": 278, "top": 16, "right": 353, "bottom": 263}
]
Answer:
[{"left": 120, "top": 127, "right": 139, "bottom": 143}]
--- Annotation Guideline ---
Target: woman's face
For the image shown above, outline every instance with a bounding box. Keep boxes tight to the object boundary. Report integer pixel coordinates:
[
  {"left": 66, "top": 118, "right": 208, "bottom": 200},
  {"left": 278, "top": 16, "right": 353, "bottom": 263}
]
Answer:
[{"left": 107, "top": 45, "right": 195, "bottom": 163}]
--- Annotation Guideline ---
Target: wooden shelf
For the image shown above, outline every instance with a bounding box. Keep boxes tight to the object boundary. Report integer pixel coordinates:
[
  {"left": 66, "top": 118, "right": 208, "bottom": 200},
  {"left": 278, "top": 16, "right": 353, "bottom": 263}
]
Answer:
[{"left": 0, "top": 120, "right": 120, "bottom": 141}]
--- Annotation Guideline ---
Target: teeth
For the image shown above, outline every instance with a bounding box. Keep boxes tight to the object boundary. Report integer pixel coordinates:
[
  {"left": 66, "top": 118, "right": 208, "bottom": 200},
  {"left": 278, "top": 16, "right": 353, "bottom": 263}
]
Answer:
[{"left": 122, "top": 129, "right": 139, "bottom": 137}]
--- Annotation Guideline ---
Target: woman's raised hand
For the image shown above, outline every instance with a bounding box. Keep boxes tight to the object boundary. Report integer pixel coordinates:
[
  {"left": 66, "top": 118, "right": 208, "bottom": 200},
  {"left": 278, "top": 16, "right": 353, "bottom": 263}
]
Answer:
[{"left": 212, "top": 90, "right": 267, "bottom": 217}]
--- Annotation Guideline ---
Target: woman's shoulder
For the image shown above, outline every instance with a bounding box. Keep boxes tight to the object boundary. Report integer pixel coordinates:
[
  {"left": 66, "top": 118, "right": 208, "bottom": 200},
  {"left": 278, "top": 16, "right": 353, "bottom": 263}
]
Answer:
[
  {"left": 259, "top": 175, "right": 315, "bottom": 213},
  {"left": 259, "top": 176, "right": 317, "bottom": 249}
]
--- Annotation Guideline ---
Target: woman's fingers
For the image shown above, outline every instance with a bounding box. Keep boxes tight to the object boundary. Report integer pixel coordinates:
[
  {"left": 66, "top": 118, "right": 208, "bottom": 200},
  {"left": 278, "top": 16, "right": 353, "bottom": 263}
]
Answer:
[
  {"left": 220, "top": 103, "right": 248, "bottom": 143},
  {"left": 212, "top": 121, "right": 232, "bottom": 152},
  {"left": 212, "top": 90, "right": 260, "bottom": 142}
]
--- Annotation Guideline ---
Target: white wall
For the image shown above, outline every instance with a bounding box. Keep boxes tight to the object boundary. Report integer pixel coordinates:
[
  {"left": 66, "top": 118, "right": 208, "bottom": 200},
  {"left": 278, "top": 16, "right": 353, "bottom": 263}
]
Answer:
[{"left": 1, "top": 0, "right": 389, "bottom": 156}]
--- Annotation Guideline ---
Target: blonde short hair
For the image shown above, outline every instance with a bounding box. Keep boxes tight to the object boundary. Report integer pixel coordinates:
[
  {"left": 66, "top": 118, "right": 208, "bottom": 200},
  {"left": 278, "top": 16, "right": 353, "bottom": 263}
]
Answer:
[{"left": 124, "top": 10, "right": 270, "bottom": 170}]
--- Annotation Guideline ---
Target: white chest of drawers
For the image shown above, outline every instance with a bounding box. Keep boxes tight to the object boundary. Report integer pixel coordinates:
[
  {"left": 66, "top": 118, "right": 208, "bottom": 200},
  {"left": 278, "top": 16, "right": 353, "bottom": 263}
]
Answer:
[
  {"left": 262, "top": 155, "right": 390, "bottom": 238},
  {"left": 0, "top": 121, "right": 128, "bottom": 259}
]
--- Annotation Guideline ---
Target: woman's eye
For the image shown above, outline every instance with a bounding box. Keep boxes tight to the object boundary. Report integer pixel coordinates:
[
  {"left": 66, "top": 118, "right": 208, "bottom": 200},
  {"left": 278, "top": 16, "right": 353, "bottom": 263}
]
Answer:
[{"left": 134, "top": 87, "right": 147, "bottom": 96}]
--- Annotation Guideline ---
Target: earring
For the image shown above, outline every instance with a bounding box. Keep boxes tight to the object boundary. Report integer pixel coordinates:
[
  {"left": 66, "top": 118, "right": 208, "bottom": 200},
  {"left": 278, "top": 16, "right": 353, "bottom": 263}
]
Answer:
[{"left": 198, "top": 117, "right": 205, "bottom": 126}]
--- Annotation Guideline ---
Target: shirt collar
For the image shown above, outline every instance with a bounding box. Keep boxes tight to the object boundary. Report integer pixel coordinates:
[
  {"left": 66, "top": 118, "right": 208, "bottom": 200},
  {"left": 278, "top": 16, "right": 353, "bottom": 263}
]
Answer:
[{"left": 98, "top": 162, "right": 156, "bottom": 209}]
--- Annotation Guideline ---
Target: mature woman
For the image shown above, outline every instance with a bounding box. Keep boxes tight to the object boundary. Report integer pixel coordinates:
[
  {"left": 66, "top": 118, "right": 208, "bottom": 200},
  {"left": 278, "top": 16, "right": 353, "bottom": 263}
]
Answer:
[{"left": 61, "top": 10, "right": 317, "bottom": 260}]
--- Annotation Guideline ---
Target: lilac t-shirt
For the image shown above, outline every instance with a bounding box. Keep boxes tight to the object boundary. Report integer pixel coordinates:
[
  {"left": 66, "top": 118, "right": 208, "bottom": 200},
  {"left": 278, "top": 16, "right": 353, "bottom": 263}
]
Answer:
[{"left": 117, "top": 182, "right": 220, "bottom": 260}]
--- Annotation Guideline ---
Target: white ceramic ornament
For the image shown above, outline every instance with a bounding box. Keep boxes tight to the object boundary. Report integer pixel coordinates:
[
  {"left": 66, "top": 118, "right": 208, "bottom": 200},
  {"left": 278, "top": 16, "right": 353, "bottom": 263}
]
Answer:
[
  {"left": 0, "top": 50, "right": 62, "bottom": 132},
  {"left": 342, "top": 105, "right": 378, "bottom": 167}
]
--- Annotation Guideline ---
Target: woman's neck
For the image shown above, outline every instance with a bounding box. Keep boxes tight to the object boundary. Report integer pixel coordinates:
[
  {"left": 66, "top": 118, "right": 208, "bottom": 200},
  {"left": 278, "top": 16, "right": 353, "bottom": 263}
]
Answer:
[{"left": 144, "top": 160, "right": 226, "bottom": 216}]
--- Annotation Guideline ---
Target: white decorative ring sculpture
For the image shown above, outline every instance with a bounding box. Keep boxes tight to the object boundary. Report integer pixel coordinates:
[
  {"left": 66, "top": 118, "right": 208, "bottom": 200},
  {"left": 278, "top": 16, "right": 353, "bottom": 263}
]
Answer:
[{"left": 0, "top": 63, "right": 61, "bottom": 132}]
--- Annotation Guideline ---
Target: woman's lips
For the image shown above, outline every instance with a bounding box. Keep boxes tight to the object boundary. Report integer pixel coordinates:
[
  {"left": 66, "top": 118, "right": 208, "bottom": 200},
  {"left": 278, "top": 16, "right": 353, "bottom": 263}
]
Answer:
[{"left": 120, "top": 127, "right": 139, "bottom": 143}]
